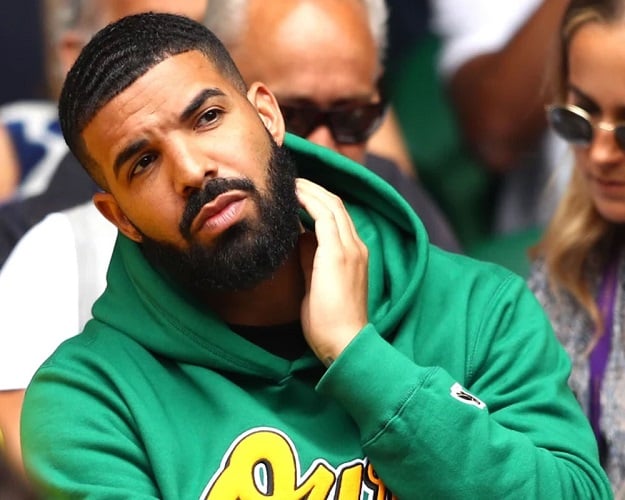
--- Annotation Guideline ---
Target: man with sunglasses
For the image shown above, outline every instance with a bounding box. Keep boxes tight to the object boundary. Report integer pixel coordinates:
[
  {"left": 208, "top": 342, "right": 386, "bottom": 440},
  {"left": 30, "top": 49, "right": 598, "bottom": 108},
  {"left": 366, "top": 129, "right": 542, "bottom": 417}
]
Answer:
[{"left": 205, "top": 0, "right": 460, "bottom": 254}]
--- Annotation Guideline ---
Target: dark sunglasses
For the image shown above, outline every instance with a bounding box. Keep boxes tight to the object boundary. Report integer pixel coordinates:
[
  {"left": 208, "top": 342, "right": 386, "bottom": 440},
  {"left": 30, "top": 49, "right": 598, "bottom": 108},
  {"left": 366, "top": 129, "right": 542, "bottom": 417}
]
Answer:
[
  {"left": 546, "top": 103, "right": 625, "bottom": 151},
  {"left": 279, "top": 100, "right": 387, "bottom": 145}
]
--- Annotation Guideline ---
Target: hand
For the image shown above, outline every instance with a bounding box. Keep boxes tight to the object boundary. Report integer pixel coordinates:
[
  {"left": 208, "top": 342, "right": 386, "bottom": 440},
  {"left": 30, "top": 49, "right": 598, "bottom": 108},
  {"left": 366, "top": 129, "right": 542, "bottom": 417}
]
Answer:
[{"left": 296, "top": 178, "right": 369, "bottom": 366}]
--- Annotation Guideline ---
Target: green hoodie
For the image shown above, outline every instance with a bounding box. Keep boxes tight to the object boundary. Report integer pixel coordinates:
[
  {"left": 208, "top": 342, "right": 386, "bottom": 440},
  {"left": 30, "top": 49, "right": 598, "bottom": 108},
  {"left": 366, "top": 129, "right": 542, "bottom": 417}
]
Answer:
[{"left": 22, "top": 134, "right": 611, "bottom": 499}]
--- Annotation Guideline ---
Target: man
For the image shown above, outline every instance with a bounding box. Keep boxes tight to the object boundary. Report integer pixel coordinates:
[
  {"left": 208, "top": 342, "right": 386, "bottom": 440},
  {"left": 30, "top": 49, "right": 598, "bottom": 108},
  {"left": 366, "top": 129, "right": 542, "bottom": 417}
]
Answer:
[
  {"left": 1, "top": 0, "right": 462, "bottom": 444},
  {"left": 0, "top": 0, "right": 459, "bottom": 473},
  {"left": 21, "top": 13, "right": 610, "bottom": 498}
]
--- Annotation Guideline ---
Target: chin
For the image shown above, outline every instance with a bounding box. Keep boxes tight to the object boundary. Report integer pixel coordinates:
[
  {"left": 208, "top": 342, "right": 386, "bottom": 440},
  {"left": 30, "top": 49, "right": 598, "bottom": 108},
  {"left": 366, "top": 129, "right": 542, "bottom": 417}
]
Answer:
[{"left": 595, "top": 202, "right": 625, "bottom": 225}]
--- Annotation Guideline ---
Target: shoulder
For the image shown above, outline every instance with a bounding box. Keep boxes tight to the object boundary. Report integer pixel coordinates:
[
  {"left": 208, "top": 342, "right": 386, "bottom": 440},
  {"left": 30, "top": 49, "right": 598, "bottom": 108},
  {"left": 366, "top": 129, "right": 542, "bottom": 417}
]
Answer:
[
  {"left": 0, "top": 100, "right": 58, "bottom": 126},
  {"left": 1, "top": 210, "right": 77, "bottom": 275},
  {"left": 424, "top": 246, "right": 548, "bottom": 333},
  {"left": 0, "top": 207, "right": 112, "bottom": 390},
  {"left": 427, "top": 245, "right": 522, "bottom": 290},
  {"left": 0, "top": 211, "right": 82, "bottom": 389},
  {"left": 25, "top": 320, "right": 140, "bottom": 393}
]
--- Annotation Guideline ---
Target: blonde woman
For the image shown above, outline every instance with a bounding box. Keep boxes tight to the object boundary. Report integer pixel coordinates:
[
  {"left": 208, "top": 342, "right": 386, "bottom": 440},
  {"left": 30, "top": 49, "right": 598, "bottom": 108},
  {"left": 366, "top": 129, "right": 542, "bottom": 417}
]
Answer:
[{"left": 529, "top": 0, "right": 625, "bottom": 494}]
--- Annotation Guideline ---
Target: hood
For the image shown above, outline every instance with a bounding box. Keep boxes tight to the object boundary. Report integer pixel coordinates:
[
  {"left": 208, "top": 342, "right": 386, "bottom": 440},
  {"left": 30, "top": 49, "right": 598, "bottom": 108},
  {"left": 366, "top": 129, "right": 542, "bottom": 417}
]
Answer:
[{"left": 90, "top": 133, "right": 428, "bottom": 379}]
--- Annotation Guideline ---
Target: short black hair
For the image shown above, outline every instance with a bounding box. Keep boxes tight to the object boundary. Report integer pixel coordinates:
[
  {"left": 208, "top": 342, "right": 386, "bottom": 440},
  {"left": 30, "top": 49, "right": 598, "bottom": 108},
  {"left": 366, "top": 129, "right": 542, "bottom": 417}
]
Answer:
[{"left": 58, "top": 12, "right": 248, "bottom": 188}]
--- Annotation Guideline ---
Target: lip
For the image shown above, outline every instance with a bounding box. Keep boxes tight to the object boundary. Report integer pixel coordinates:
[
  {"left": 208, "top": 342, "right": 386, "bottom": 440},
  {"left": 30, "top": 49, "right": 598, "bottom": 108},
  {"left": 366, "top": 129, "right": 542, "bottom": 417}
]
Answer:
[
  {"left": 190, "top": 191, "right": 248, "bottom": 235},
  {"left": 592, "top": 177, "right": 625, "bottom": 197}
]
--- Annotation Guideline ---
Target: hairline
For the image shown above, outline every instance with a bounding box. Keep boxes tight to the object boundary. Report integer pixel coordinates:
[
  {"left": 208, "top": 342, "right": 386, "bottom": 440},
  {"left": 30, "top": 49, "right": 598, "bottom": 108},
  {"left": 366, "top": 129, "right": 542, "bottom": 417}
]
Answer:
[{"left": 72, "top": 48, "right": 248, "bottom": 189}]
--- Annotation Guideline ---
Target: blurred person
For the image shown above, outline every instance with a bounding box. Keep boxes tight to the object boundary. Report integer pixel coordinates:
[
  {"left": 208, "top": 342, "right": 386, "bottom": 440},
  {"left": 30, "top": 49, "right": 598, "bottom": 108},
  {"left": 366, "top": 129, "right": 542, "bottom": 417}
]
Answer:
[
  {"left": 0, "top": 124, "right": 19, "bottom": 202},
  {"left": 205, "top": 0, "right": 457, "bottom": 250},
  {"left": 0, "top": 0, "right": 210, "bottom": 474},
  {"left": 20, "top": 12, "right": 610, "bottom": 498},
  {"left": 366, "top": 0, "right": 431, "bottom": 181},
  {"left": 529, "top": 0, "right": 625, "bottom": 494},
  {"left": 430, "top": 0, "right": 570, "bottom": 235},
  {"left": 0, "top": 449, "right": 38, "bottom": 500}
]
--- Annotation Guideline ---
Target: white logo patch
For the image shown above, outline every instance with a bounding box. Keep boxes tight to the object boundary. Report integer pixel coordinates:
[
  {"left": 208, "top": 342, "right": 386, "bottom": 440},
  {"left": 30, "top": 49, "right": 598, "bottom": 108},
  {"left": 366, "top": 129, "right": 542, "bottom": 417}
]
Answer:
[{"left": 450, "top": 382, "right": 486, "bottom": 409}]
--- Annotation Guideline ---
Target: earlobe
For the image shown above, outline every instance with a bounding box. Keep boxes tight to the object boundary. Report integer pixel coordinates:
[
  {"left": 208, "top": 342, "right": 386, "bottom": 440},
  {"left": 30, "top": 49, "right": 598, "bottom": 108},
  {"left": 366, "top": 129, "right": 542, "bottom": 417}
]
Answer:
[
  {"left": 93, "top": 192, "right": 143, "bottom": 243},
  {"left": 247, "top": 82, "right": 286, "bottom": 145}
]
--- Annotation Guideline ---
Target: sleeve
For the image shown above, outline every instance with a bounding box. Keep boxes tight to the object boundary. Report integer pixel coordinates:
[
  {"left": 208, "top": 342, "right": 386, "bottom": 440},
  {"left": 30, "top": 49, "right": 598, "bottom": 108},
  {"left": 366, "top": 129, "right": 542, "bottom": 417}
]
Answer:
[
  {"left": 429, "top": 0, "right": 544, "bottom": 78},
  {"left": 0, "top": 213, "right": 80, "bottom": 390},
  {"left": 21, "top": 354, "right": 160, "bottom": 499},
  {"left": 316, "top": 275, "right": 612, "bottom": 498}
]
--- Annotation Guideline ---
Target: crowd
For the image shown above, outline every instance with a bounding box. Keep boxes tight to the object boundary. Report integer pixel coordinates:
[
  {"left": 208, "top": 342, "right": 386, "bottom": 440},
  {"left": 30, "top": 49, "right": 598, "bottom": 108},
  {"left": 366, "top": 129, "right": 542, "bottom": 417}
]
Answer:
[{"left": 0, "top": 0, "right": 624, "bottom": 498}]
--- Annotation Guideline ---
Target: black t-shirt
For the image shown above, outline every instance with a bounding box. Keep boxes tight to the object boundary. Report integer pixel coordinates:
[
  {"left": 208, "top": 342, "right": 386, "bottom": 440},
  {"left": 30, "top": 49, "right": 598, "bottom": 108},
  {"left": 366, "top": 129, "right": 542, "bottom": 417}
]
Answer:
[{"left": 229, "top": 321, "right": 308, "bottom": 361}]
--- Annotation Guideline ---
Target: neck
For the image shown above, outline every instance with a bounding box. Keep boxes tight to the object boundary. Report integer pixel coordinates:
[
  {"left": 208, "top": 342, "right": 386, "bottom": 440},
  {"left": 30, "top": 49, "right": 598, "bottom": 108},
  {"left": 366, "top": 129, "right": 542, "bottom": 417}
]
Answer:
[{"left": 205, "top": 243, "right": 306, "bottom": 327}]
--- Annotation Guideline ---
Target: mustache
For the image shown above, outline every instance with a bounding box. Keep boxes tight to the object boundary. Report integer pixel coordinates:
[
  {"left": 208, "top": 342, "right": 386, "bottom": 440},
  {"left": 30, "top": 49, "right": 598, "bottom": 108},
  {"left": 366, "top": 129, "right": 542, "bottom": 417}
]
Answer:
[{"left": 179, "top": 177, "right": 256, "bottom": 239}]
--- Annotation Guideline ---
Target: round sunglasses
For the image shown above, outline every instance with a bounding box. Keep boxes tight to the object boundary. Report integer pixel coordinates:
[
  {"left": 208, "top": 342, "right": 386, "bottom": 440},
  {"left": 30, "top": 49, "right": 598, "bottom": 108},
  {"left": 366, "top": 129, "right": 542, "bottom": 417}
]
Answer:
[
  {"left": 546, "top": 103, "right": 625, "bottom": 150},
  {"left": 279, "top": 100, "right": 387, "bottom": 145}
]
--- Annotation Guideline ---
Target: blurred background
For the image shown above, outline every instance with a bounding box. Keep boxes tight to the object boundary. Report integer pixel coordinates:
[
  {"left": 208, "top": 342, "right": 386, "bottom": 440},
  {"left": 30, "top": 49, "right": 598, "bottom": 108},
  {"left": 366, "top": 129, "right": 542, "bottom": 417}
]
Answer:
[{"left": 0, "top": 1, "right": 46, "bottom": 105}]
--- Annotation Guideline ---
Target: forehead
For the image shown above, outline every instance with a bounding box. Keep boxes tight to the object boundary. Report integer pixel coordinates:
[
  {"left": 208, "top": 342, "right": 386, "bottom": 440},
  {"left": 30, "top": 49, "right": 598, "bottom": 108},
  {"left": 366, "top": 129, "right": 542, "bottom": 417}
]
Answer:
[
  {"left": 95, "top": 50, "right": 233, "bottom": 118},
  {"left": 81, "top": 51, "right": 243, "bottom": 169},
  {"left": 102, "top": 0, "right": 208, "bottom": 23},
  {"left": 568, "top": 22, "right": 625, "bottom": 103},
  {"left": 235, "top": 0, "right": 378, "bottom": 101}
]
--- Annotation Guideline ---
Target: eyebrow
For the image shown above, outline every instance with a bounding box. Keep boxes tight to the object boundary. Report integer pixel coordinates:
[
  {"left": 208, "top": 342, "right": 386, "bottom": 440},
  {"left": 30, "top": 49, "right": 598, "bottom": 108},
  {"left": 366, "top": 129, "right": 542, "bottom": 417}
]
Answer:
[
  {"left": 112, "top": 88, "right": 227, "bottom": 178},
  {"left": 113, "top": 138, "right": 149, "bottom": 179},
  {"left": 179, "top": 87, "right": 226, "bottom": 122},
  {"left": 568, "top": 84, "right": 596, "bottom": 106}
]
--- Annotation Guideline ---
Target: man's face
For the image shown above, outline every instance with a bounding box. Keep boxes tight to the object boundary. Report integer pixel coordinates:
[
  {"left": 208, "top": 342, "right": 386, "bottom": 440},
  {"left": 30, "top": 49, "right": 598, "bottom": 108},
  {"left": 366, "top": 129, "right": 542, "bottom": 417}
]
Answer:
[
  {"left": 229, "top": 0, "right": 382, "bottom": 165},
  {"left": 84, "top": 50, "right": 301, "bottom": 293}
]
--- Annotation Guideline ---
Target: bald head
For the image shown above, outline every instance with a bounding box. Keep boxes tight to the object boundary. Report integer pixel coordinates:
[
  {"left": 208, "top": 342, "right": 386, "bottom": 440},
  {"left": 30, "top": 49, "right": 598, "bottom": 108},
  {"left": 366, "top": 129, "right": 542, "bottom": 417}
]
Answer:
[
  {"left": 205, "top": 0, "right": 388, "bottom": 163},
  {"left": 233, "top": 0, "right": 380, "bottom": 86}
]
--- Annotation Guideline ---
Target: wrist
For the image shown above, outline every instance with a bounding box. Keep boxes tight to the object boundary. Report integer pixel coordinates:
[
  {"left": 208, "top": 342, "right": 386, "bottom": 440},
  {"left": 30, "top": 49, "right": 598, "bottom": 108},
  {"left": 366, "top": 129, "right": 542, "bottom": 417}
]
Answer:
[{"left": 312, "top": 325, "right": 365, "bottom": 367}]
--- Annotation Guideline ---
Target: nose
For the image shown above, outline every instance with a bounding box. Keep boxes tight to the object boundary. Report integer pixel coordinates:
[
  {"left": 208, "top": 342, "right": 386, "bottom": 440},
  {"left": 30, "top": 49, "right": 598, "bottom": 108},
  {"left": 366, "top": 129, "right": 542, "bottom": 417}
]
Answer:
[
  {"left": 588, "top": 125, "right": 623, "bottom": 171},
  {"left": 170, "top": 139, "right": 217, "bottom": 197}
]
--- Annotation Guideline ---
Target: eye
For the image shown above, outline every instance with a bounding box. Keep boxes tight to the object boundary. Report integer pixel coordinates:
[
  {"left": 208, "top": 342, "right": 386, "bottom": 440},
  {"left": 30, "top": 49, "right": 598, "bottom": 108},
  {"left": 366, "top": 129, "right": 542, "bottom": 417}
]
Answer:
[
  {"left": 130, "top": 152, "right": 158, "bottom": 178},
  {"left": 195, "top": 108, "right": 223, "bottom": 129}
]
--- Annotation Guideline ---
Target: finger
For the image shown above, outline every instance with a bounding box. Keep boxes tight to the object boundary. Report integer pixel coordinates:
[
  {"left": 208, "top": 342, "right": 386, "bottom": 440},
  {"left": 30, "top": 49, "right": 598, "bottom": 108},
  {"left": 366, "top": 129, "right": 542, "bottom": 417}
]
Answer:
[
  {"left": 296, "top": 179, "right": 367, "bottom": 263},
  {"left": 296, "top": 178, "right": 361, "bottom": 248}
]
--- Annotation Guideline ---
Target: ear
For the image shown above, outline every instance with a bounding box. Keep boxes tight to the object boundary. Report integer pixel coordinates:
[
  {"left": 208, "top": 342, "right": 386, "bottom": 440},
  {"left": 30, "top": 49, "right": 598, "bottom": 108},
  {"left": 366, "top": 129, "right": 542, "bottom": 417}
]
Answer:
[
  {"left": 58, "top": 30, "right": 86, "bottom": 76},
  {"left": 247, "top": 82, "right": 286, "bottom": 146},
  {"left": 93, "top": 192, "right": 143, "bottom": 243}
]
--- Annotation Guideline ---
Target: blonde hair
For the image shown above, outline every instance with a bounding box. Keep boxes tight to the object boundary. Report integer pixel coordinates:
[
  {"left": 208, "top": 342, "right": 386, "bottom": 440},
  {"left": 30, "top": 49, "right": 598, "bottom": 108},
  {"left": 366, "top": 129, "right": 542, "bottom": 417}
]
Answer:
[{"left": 534, "top": 0, "right": 625, "bottom": 334}]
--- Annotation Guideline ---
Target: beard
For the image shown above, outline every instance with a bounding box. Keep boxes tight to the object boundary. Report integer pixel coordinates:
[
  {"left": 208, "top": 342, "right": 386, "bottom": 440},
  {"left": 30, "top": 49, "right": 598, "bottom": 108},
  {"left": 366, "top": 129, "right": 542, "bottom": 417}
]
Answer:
[{"left": 138, "top": 138, "right": 301, "bottom": 297}]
